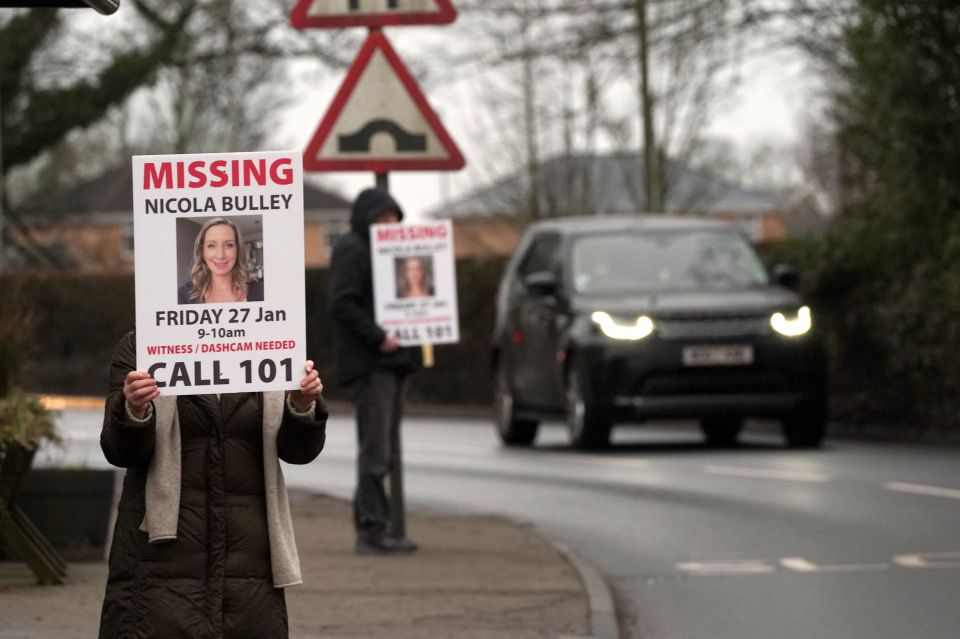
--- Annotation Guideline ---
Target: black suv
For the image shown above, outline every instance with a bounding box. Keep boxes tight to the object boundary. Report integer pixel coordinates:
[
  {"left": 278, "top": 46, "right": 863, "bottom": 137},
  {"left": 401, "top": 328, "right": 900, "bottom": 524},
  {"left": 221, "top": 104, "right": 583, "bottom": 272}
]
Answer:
[{"left": 491, "top": 215, "right": 827, "bottom": 449}]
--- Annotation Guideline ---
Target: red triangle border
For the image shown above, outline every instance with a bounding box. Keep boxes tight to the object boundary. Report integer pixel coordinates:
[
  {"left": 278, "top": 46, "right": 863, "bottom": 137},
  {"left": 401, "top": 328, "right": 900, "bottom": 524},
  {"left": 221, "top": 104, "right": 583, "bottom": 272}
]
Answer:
[{"left": 303, "top": 32, "right": 465, "bottom": 173}]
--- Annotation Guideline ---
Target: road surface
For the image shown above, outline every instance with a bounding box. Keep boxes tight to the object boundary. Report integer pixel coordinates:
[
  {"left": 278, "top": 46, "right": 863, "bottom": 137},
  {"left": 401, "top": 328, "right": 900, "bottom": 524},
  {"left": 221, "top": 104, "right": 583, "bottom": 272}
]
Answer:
[{"left": 45, "top": 409, "right": 960, "bottom": 638}]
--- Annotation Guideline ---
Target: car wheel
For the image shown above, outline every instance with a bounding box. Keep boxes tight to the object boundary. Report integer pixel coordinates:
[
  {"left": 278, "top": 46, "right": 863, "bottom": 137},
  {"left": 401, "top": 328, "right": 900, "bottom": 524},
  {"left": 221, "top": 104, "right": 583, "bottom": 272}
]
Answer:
[
  {"left": 782, "top": 399, "right": 827, "bottom": 448},
  {"left": 565, "top": 369, "right": 611, "bottom": 450},
  {"left": 700, "top": 416, "right": 743, "bottom": 447},
  {"left": 494, "top": 363, "right": 538, "bottom": 446}
]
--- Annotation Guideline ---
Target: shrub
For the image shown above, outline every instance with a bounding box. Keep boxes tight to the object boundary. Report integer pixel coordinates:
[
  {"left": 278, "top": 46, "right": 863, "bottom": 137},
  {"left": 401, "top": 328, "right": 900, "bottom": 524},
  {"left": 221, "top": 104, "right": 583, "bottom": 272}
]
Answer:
[{"left": 0, "top": 389, "right": 58, "bottom": 458}]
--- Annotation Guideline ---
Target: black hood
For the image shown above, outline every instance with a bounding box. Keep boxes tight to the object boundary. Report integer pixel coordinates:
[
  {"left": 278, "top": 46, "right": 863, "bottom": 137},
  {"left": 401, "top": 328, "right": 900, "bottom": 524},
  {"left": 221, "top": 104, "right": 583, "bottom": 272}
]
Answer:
[{"left": 350, "top": 188, "right": 404, "bottom": 237}]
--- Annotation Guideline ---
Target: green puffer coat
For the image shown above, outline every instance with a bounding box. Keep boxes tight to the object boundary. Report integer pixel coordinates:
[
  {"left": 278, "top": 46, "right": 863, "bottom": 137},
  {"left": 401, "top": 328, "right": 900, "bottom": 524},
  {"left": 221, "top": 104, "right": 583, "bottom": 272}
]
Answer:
[{"left": 98, "top": 332, "right": 327, "bottom": 638}]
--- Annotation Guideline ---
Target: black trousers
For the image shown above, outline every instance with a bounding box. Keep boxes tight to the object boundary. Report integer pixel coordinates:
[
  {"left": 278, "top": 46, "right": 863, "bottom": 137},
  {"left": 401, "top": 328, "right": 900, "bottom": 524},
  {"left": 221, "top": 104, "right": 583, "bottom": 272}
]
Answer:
[{"left": 350, "top": 370, "right": 406, "bottom": 537}]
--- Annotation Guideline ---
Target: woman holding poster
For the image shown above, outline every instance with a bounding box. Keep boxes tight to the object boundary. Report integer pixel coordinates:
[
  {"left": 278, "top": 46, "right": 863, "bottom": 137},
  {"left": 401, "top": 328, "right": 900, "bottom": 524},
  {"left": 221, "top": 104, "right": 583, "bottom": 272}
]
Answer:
[
  {"left": 178, "top": 217, "right": 264, "bottom": 304},
  {"left": 98, "top": 332, "right": 325, "bottom": 638}
]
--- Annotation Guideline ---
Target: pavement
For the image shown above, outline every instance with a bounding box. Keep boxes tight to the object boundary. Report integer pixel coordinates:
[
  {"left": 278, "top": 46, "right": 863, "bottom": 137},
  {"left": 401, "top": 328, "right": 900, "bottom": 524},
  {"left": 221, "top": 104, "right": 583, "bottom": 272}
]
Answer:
[{"left": 0, "top": 490, "right": 604, "bottom": 639}]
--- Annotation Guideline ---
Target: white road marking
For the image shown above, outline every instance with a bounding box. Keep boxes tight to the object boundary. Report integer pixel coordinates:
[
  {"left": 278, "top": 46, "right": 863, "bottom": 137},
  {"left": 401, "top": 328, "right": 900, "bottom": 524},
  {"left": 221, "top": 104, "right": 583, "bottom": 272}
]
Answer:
[
  {"left": 894, "top": 552, "right": 960, "bottom": 569},
  {"left": 704, "top": 465, "right": 831, "bottom": 483},
  {"left": 780, "top": 557, "right": 889, "bottom": 573},
  {"left": 677, "top": 560, "right": 776, "bottom": 576},
  {"left": 884, "top": 481, "right": 960, "bottom": 500},
  {"left": 680, "top": 552, "right": 960, "bottom": 577}
]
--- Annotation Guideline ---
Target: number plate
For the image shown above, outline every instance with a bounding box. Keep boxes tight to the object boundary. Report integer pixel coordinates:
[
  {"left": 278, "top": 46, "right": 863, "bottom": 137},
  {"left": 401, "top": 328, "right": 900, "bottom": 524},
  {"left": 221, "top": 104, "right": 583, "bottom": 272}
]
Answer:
[{"left": 682, "top": 345, "right": 754, "bottom": 367}]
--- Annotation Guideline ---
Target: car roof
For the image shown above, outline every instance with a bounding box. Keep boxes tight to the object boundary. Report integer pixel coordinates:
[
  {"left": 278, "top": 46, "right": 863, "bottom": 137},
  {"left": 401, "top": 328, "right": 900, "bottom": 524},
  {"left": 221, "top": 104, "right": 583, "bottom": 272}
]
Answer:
[{"left": 527, "top": 214, "right": 733, "bottom": 236}]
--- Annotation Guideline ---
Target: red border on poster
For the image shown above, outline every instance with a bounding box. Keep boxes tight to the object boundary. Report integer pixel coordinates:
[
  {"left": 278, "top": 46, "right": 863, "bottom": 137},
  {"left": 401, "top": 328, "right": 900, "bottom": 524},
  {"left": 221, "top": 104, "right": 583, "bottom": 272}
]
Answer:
[
  {"left": 303, "top": 32, "right": 465, "bottom": 173},
  {"left": 291, "top": 0, "right": 456, "bottom": 29}
]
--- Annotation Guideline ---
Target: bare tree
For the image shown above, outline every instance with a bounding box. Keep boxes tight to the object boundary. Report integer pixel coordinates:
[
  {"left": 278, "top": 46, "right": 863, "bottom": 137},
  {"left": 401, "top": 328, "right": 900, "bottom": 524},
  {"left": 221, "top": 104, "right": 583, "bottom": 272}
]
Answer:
[
  {"left": 452, "top": 0, "right": 751, "bottom": 216},
  {"left": 132, "top": 52, "right": 290, "bottom": 155},
  {"left": 443, "top": 0, "right": 859, "bottom": 221},
  {"left": 1, "top": 0, "right": 356, "bottom": 266}
]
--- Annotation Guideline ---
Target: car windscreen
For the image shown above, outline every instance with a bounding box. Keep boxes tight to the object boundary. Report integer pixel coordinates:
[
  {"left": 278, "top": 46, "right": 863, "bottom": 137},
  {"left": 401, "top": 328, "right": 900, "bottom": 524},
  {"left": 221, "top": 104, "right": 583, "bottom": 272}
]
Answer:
[{"left": 571, "top": 230, "right": 770, "bottom": 294}]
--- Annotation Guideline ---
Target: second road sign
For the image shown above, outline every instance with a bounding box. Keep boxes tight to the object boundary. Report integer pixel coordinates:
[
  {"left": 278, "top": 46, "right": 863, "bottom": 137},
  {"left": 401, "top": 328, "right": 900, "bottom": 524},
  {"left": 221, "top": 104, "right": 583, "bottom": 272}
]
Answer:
[
  {"left": 290, "top": 0, "right": 457, "bottom": 29},
  {"left": 303, "top": 31, "right": 465, "bottom": 173}
]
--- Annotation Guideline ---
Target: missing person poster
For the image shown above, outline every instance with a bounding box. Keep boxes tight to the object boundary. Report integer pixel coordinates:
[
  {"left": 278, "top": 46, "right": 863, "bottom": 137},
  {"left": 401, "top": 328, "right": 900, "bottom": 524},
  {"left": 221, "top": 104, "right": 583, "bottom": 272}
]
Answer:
[
  {"left": 132, "top": 151, "right": 307, "bottom": 395},
  {"left": 371, "top": 220, "right": 460, "bottom": 346}
]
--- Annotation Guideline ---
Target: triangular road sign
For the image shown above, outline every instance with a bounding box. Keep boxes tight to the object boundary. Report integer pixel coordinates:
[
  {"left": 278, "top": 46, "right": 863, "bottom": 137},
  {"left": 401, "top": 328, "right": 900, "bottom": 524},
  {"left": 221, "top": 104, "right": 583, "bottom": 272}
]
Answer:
[
  {"left": 291, "top": 0, "right": 457, "bottom": 29},
  {"left": 303, "top": 32, "right": 465, "bottom": 173}
]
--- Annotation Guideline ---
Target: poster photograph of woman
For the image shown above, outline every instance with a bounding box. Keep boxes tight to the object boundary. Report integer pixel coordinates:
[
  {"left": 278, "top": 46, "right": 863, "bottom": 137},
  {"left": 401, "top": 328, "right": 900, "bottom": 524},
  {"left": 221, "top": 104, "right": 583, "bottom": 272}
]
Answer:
[
  {"left": 176, "top": 216, "right": 265, "bottom": 304},
  {"left": 394, "top": 255, "right": 435, "bottom": 299}
]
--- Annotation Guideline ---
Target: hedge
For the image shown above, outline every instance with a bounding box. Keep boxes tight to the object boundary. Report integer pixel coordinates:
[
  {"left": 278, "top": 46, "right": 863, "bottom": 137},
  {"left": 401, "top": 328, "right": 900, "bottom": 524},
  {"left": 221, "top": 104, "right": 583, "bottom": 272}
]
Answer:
[
  {"left": 1, "top": 257, "right": 506, "bottom": 406},
  {"left": 760, "top": 236, "right": 960, "bottom": 439}
]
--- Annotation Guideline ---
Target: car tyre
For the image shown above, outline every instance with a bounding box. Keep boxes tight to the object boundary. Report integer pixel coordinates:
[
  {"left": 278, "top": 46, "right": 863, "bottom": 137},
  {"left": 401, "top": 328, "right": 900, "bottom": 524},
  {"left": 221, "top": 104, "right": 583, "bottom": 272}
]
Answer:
[
  {"left": 494, "top": 363, "right": 538, "bottom": 446},
  {"left": 782, "top": 399, "right": 827, "bottom": 448},
  {"left": 700, "top": 416, "right": 743, "bottom": 447},
  {"left": 565, "top": 369, "right": 611, "bottom": 450}
]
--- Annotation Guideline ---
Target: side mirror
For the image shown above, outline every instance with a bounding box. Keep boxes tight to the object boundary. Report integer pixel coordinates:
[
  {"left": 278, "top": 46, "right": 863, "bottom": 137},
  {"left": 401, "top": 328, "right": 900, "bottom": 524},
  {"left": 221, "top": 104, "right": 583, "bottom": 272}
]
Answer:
[
  {"left": 772, "top": 263, "right": 799, "bottom": 290},
  {"left": 522, "top": 271, "right": 559, "bottom": 297}
]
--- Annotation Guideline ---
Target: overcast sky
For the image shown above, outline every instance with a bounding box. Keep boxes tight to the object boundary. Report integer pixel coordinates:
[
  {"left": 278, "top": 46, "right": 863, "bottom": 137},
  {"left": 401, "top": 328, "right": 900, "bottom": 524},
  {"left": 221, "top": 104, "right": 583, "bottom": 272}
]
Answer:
[
  {"left": 53, "top": 6, "right": 820, "bottom": 221},
  {"left": 273, "top": 22, "right": 820, "bottom": 220}
]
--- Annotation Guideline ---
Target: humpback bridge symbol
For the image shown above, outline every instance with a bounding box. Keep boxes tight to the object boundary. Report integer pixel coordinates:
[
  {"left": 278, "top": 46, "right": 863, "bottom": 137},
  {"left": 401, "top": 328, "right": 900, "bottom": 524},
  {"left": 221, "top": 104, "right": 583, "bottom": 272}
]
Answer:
[
  {"left": 338, "top": 119, "right": 427, "bottom": 153},
  {"left": 348, "top": 0, "right": 400, "bottom": 9}
]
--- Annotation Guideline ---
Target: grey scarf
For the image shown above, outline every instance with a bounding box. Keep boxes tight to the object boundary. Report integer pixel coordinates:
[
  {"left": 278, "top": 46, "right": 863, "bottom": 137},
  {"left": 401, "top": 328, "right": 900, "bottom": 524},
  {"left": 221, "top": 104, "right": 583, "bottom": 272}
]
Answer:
[{"left": 138, "top": 392, "right": 302, "bottom": 588}]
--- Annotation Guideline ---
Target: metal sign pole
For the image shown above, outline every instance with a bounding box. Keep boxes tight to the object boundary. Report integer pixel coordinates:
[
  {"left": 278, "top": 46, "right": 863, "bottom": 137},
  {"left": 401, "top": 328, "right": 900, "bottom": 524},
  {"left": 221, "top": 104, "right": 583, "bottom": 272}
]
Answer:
[{"left": 376, "top": 170, "right": 407, "bottom": 540}]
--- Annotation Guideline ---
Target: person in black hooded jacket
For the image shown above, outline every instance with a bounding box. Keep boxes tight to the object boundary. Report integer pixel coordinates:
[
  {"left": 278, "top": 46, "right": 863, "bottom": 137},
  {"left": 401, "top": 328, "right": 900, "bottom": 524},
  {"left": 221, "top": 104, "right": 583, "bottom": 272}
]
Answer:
[{"left": 330, "top": 188, "right": 422, "bottom": 554}]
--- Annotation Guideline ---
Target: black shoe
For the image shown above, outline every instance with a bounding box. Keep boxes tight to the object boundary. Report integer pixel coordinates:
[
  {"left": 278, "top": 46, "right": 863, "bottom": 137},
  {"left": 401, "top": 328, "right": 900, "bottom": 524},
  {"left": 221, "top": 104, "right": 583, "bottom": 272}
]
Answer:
[
  {"left": 355, "top": 534, "right": 419, "bottom": 555},
  {"left": 385, "top": 536, "right": 419, "bottom": 553}
]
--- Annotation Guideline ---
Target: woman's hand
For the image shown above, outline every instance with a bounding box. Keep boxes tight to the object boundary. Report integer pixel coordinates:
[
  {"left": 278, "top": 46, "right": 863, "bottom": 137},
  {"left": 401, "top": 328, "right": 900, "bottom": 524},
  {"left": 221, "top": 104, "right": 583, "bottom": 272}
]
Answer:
[
  {"left": 124, "top": 371, "right": 159, "bottom": 420},
  {"left": 290, "top": 360, "right": 323, "bottom": 413},
  {"left": 379, "top": 334, "right": 400, "bottom": 354}
]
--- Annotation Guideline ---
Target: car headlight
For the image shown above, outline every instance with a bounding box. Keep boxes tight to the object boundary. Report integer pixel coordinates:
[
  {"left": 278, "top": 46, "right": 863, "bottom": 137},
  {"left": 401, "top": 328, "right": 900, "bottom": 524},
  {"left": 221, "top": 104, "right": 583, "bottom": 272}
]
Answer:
[
  {"left": 770, "top": 306, "right": 812, "bottom": 337},
  {"left": 590, "top": 311, "right": 655, "bottom": 340}
]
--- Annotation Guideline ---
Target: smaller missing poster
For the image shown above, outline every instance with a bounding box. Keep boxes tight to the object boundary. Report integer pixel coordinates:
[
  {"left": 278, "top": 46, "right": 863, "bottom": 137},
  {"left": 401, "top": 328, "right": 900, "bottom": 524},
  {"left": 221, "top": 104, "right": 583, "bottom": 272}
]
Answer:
[
  {"left": 371, "top": 220, "right": 459, "bottom": 346},
  {"left": 132, "top": 151, "right": 307, "bottom": 395}
]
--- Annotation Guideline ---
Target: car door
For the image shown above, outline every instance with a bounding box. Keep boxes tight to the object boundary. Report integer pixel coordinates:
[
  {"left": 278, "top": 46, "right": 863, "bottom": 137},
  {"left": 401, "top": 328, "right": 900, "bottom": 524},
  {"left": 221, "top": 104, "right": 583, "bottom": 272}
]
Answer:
[{"left": 509, "top": 232, "right": 564, "bottom": 406}]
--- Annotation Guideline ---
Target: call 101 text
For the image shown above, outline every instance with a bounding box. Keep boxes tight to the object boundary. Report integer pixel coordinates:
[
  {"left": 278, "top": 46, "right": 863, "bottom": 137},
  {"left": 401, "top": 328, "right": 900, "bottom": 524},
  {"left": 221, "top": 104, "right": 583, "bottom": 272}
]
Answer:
[
  {"left": 392, "top": 325, "right": 453, "bottom": 342},
  {"left": 147, "top": 358, "right": 294, "bottom": 388}
]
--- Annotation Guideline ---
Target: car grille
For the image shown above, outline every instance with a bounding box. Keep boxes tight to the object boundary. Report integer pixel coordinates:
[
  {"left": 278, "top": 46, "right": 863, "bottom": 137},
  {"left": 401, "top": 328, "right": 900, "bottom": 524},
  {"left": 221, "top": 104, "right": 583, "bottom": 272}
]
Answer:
[
  {"left": 655, "top": 316, "right": 769, "bottom": 340},
  {"left": 641, "top": 372, "right": 787, "bottom": 395}
]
